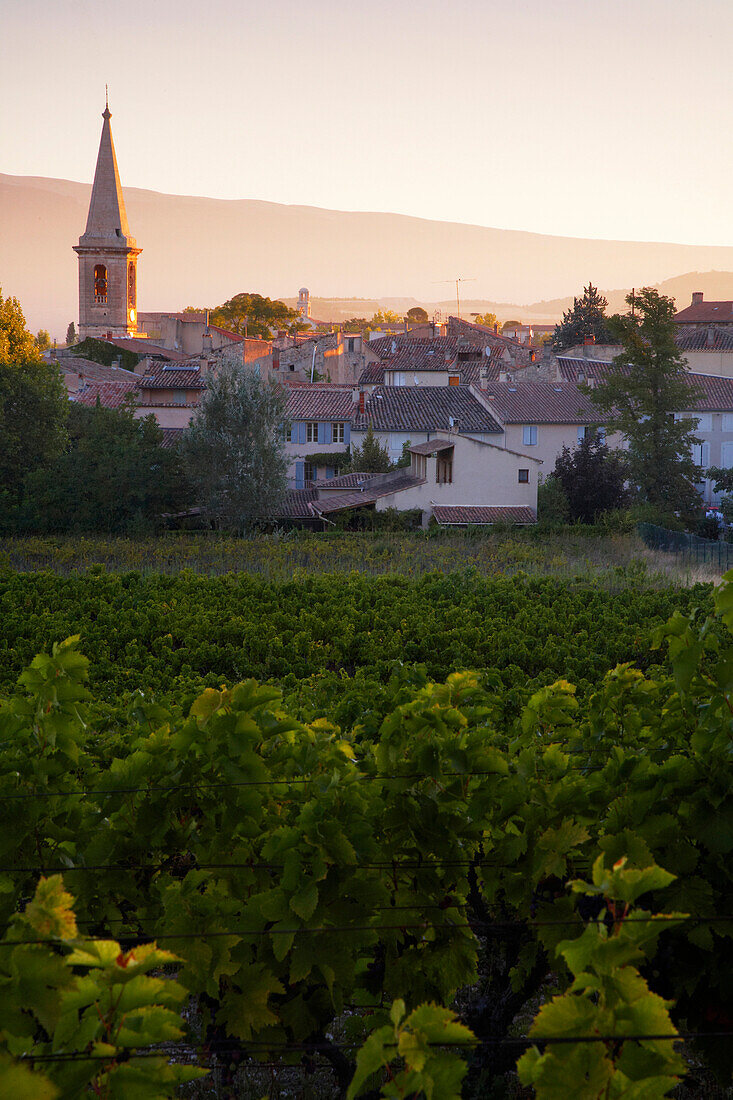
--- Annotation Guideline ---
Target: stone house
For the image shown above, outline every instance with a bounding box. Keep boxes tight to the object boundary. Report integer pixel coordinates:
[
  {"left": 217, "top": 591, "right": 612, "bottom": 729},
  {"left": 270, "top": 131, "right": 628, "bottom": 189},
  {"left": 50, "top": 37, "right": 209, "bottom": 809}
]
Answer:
[{"left": 283, "top": 386, "right": 356, "bottom": 486}]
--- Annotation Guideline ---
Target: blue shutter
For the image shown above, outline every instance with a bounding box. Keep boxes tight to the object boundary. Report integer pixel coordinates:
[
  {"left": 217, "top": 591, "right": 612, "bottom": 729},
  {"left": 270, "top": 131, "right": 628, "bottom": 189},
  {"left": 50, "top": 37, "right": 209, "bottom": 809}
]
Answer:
[
  {"left": 324, "top": 422, "right": 332, "bottom": 445},
  {"left": 298, "top": 421, "right": 306, "bottom": 444},
  {"left": 344, "top": 423, "right": 351, "bottom": 445},
  {"left": 295, "top": 462, "right": 305, "bottom": 489},
  {"left": 317, "top": 422, "right": 326, "bottom": 445},
  {"left": 326, "top": 466, "right": 335, "bottom": 480}
]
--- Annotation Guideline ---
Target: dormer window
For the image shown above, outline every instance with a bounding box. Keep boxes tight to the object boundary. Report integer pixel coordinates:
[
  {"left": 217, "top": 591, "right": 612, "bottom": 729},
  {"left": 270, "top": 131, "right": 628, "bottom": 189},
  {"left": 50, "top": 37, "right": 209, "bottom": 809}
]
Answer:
[{"left": 93, "top": 264, "right": 107, "bottom": 304}]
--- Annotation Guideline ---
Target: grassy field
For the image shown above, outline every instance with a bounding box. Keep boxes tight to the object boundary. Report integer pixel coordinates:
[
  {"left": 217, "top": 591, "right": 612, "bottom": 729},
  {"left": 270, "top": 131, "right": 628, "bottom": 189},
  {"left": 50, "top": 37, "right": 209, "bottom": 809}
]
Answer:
[{"left": 0, "top": 528, "right": 722, "bottom": 586}]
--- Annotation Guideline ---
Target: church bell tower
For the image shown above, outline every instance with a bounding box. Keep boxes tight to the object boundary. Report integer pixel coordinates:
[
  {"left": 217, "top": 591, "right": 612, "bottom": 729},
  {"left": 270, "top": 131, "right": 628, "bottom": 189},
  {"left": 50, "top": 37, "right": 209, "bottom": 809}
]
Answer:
[{"left": 74, "top": 96, "right": 142, "bottom": 340}]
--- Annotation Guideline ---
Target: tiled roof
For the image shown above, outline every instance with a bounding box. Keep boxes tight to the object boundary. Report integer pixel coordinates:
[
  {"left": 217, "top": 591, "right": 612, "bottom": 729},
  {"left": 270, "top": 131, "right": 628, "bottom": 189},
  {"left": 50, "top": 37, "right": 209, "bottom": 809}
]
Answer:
[
  {"left": 555, "top": 357, "right": 617, "bottom": 383},
  {"left": 382, "top": 338, "right": 484, "bottom": 372},
  {"left": 311, "top": 474, "right": 426, "bottom": 514},
  {"left": 676, "top": 328, "right": 733, "bottom": 352},
  {"left": 72, "top": 380, "right": 140, "bottom": 409},
  {"left": 311, "top": 472, "right": 378, "bottom": 489},
  {"left": 446, "top": 316, "right": 523, "bottom": 349},
  {"left": 140, "top": 364, "right": 206, "bottom": 390},
  {"left": 359, "top": 362, "right": 386, "bottom": 384},
  {"left": 58, "top": 357, "right": 141, "bottom": 383},
  {"left": 159, "top": 428, "right": 184, "bottom": 448},
  {"left": 683, "top": 374, "right": 733, "bottom": 411},
  {"left": 674, "top": 301, "right": 733, "bottom": 324},
  {"left": 279, "top": 488, "right": 318, "bottom": 518},
  {"left": 479, "top": 381, "right": 600, "bottom": 424},
  {"left": 409, "top": 439, "right": 454, "bottom": 455},
  {"left": 433, "top": 505, "right": 537, "bottom": 526},
  {"left": 353, "top": 387, "right": 502, "bottom": 433},
  {"left": 285, "top": 387, "right": 355, "bottom": 420},
  {"left": 104, "top": 338, "right": 190, "bottom": 361}
]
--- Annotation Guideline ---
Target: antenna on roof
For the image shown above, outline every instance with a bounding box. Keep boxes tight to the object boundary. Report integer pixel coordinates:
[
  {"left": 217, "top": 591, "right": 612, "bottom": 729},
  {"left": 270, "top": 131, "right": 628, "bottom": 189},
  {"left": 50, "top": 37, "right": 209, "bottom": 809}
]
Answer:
[{"left": 432, "top": 277, "right": 477, "bottom": 319}]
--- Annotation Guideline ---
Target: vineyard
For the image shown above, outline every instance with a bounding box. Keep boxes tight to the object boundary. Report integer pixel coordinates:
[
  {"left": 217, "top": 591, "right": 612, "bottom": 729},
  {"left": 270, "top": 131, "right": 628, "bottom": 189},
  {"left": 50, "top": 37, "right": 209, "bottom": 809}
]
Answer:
[{"left": 1, "top": 552, "right": 732, "bottom": 1097}]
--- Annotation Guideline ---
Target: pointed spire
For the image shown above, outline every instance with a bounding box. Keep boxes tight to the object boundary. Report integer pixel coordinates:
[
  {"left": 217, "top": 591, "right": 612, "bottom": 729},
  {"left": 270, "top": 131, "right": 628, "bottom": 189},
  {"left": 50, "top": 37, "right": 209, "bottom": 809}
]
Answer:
[{"left": 79, "top": 95, "right": 135, "bottom": 247}]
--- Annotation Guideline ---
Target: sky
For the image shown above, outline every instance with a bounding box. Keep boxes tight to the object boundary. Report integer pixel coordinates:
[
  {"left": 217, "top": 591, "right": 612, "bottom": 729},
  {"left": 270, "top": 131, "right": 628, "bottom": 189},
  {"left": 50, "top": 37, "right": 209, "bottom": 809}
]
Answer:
[{"left": 3, "top": 0, "right": 733, "bottom": 246}]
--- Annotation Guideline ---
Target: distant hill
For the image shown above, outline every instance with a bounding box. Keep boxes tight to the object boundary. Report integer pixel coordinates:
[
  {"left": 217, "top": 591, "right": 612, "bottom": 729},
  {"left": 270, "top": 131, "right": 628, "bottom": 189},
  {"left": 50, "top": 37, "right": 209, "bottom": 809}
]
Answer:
[{"left": 4, "top": 172, "right": 733, "bottom": 337}]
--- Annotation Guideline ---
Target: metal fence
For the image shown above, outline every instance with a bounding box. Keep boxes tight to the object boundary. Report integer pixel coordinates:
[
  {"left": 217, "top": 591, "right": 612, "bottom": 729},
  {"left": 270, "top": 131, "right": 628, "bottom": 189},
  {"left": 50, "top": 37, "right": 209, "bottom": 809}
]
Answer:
[{"left": 638, "top": 522, "right": 733, "bottom": 572}]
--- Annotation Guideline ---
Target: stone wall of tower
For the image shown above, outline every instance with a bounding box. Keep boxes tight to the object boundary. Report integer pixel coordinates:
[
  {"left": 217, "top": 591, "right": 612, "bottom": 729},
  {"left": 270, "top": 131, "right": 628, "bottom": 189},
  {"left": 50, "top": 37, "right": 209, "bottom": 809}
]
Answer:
[{"left": 78, "top": 251, "right": 139, "bottom": 340}]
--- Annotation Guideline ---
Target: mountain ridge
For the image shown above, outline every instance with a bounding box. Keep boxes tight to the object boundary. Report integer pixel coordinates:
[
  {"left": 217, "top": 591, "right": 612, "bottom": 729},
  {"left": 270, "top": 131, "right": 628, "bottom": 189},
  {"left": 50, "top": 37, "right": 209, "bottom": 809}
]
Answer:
[{"left": 3, "top": 172, "right": 733, "bottom": 336}]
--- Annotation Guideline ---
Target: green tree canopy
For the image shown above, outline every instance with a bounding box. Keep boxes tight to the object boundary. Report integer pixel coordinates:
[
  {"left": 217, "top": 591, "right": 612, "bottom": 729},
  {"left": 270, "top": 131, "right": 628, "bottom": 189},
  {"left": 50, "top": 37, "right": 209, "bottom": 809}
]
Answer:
[
  {"left": 208, "top": 293, "right": 307, "bottom": 339},
  {"left": 65, "top": 322, "right": 76, "bottom": 347},
  {"left": 406, "top": 307, "right": 429, "bottom": 324},
  {"left": 35, "top": 330, "right": 51, "bottom": 353},
  {"left": 19, "top": 401, "right": 190, "bottom": 534},
  {"left": 349, "top": 423, "right": 392, "bottom": 473},
  {"left": 369, "top": 310, "right": 402, "bottom": 328},
  {"left": 589, "top": 288, "right": 702, "bottom": 517},
  {"left": 552, "top": 283, "right": 614, "bottom": 350},
  {"left": 474, "top": 312, "right": 498, "bottom": 329},
  {"left": 0, "top": 287, "right": 42, "bottom": 364},
  {"left": 0, "top": 359, "right": 68, "bottom": 509},
  {"left": 552, "top": 435, "right": 627, "bottom": 522},
  {"left": 181, "top": 366, "right": 288, "bottom": 530}
]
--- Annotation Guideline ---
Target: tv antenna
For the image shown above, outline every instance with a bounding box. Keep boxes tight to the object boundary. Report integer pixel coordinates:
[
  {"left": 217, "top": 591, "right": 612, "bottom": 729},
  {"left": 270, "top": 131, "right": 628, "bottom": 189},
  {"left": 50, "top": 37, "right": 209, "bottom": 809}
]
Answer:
[{"left": 433, "top": 277, "right": 476, "bottom": 320}]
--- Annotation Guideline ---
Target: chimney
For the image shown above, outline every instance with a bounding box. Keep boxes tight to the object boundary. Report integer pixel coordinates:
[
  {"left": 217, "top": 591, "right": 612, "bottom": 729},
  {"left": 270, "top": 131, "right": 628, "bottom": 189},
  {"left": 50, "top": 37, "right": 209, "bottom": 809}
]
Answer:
[
  {"left": 692, "top": 292, "right": 704, "bottom": 306},
  {"left": 205, "top": 309, "right": 210, "bottom": 332},
  {"left": 273, "top": 348, "right": 280, "bottom": 370},
  {"left": 584, "top": 333, "right": 596, "bottom": 345},
  {"left": 404, "top": 319, "right": 408, "bottom": 333},
  {"left": 493, "top": 322, "right": 498, "bottom": 334},
  {"left": 359, "top": 390, "right": 365, "bottom": 414},
  {"left": 706, "top": 326, "right": 715, "bottom": 347},
  {"left": 202, "top": 331, "right": 213, "bottom": 355},
  {"left": 478, "top": 365, "right": 489, "bottom": 390},
  {"left": 444, "top": 348, "right": 451, "bottom": 362}
]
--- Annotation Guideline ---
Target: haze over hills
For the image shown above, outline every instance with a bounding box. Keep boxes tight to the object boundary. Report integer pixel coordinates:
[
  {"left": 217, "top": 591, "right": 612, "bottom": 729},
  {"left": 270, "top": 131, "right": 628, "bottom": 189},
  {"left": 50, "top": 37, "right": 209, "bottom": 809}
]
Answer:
[{"left": 4, "top": 172, "right": 733, "bottom": 337}]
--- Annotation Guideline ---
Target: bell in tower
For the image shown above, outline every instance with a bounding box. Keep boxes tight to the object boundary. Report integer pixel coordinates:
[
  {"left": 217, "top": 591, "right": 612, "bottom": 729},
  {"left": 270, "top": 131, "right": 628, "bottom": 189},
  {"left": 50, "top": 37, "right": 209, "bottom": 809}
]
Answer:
[{"left": 73, "top": 94, "right": 142, "bottom": 340}]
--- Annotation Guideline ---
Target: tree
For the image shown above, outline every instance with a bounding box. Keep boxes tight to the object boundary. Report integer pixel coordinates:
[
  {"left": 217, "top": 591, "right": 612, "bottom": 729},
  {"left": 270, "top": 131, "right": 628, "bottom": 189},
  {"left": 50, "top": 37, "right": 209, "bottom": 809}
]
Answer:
[
  {"left": 343, "top": 317, "right": 369, "bottom": 333},
  {"left": 35, "top": 330, "right": 51, "bottom": 353},
  {"left": 473, "top": 312, "right": 498, "bottom": 329},
  {"left": 552, "top": 436, "right": 627, "bottom": 522},
  {"left": 0, "top": 287, "right": 41, "bottom": 364},
  {"left": 501, "top": 319, "right": 521, "bottom": 332},
  {"left": 589, "top": 288, "right": 702, "bottom": 517},
  {"left": 181, "top": 365, "right": 288, "bottom": 530},
  {"left": 406, "top": 307, "right": 428, "bottom": 324},
  {"left": 66, "top": 322, "right": 76, "bottom": 347},
  {"left": 369, "top": 310, "right": 402, "bottom": 328},
  {"left": 349, "top": 423, "right": 392, "bottom": 473},
  {"left": 209, "top": 293, "right": 307, "bottom": 339},
  {"left": 0, "top": 359, "right": 68, "bottom": 510},
  {"left": 20, "top": 401, "right": 190, "bottom": 533},
  {"left": 552, "top": 283, "right": 614, "bottom": 350}
]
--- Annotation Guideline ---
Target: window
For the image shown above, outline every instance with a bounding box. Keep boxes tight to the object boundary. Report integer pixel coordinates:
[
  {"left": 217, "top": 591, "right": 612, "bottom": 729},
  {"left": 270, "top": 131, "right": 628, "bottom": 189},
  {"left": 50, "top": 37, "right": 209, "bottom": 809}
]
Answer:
[
  {"left": 723, "top": 414, "right": 733, "bottom": 433},
  {"left": 522, "top": 425, "right": 538, "bottom": 446},
  {"left": 436, "top": 456, "right": 453, "bottom": 484},
  {"left": 448, "top": 375, "right": 460, "bottom": 386},
  {"left": 577, "top": 425, "right": 588, "bottom": 444},
  {"left": 127, "top": 263, "right": 136, "bottom": 306},
  {"left": 692, "top": 442, "right": 710, "bottom": 469},
  {"left": 306, "top": 421, "right": 318, "bottom": 443},
  {"left": 283, "top": 423, "right": 293, "bottom": 443},
  {"left": 393, "top": 372, "right": 406, "bottom": 386},
  {"left": 173, "top": 391, "right": 186, "bottom": 405},
  {"left": 518, "top": 469, "right": 530, "bottom": 483},
  {"left": 303, "top": 462, "right": 316, "bottom": 484},
  {"left": 93, "top": 264, "right": 107, "bottom": 304},
  {"left": 332, "top": 422, "right": 345, "bottom": 444}
]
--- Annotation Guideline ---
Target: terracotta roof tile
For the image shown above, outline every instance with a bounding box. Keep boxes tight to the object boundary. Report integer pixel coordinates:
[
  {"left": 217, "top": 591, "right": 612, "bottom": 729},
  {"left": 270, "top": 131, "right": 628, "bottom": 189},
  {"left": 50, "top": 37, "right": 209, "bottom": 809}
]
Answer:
[
  {"left": 159, "top": 428, "right": 184, "bottom": 448},
  {"left": 353, "top": 386, "right": 502, "bottom": 433},
  {"left": 479, "top": 381, "right": 600, "bottom": 424},
  {"left": 433, "top": 505, "right": 537, "bottom": 525},
  {"left": 140, "top": 364, "right": 206, "bottom": 390},
  {"left": 408, "top": 439, "right": 454, "bottom": 455},
  {"left": 58, "top": 357, "right": 142, "bottom": 383},
  {"left": 280, "top": 489, "right": 318, "bottom": 518},
  {"left": 105, "top": 338, "right": 190, "bottom": 361},
  {"left": 285, "top": 387, "right": 355, "bottom": 420},
  {"left": 676, "top": 328, "right": 733, "bottom": 352},
  {"left": 674, "top": 301, "right": 733, "bottom": 324},
  {"left": 311, "top": 473, "right": 426, "bottom": 514},
  {"left": 72, "top": 380, "right": 140, "bottom": 409},
  {"left": 311, "top": 472, "right": 378, "bottom": 489}
]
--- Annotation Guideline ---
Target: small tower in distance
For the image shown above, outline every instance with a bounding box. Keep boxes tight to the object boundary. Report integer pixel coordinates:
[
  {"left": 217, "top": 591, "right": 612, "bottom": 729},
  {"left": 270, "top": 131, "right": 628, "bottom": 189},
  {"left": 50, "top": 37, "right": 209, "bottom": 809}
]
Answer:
[
  {"left": 298, "top": 287, "right": 311, "bottom": 319},
  {"left": 73, "top": 95, "right": 142, "bottom": 340}
]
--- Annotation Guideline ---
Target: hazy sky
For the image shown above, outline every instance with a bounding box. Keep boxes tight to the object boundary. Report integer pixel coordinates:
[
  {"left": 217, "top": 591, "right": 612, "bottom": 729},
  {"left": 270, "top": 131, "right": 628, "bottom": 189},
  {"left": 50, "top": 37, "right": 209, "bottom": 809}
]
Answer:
[{"left": 3, "top": 0, "right": 732, "bottom": 245}]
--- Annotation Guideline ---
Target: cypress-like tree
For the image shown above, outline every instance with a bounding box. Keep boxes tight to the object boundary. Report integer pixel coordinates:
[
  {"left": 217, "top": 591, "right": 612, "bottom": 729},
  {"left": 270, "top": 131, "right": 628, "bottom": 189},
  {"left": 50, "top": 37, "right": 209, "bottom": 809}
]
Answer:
[{"left": 552, "top": 283, "right": 614, "bottom": 350}]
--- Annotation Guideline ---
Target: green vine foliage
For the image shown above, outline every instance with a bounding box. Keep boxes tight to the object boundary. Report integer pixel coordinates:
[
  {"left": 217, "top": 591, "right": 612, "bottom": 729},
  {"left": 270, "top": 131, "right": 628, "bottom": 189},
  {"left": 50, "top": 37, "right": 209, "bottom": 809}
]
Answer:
[
  {"left": 0, "top": 875, "right": 205, "bottom": 1099},
  {"left": 3, "top": 574, "right": 733, "bottom": 1093}
]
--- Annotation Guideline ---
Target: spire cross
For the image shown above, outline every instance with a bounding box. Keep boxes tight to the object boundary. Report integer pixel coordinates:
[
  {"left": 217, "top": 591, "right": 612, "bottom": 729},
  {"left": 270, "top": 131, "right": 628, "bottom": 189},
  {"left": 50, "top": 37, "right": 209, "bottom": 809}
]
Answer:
[{"left": 103, "top": 85, "right": 110, "bottom": 120}]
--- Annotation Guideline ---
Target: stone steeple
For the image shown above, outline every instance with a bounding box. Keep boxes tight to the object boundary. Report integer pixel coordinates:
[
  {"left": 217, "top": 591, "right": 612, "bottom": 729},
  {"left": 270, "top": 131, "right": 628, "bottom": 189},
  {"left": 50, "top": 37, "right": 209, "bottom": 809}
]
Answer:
[{"left": 74, "top": 97, "right": 142, "bottom": 340}]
